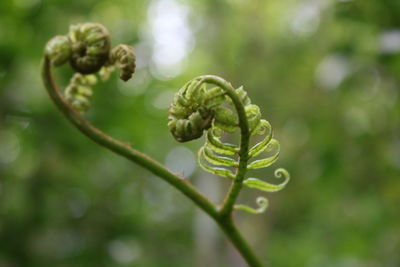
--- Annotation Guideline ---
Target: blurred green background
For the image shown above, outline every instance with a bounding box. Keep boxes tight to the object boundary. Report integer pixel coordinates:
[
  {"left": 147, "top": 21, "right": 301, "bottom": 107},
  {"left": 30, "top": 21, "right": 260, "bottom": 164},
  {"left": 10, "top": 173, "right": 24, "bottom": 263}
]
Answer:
[{"left": 1, "top": 0, "right": 400, "bottom": 266}]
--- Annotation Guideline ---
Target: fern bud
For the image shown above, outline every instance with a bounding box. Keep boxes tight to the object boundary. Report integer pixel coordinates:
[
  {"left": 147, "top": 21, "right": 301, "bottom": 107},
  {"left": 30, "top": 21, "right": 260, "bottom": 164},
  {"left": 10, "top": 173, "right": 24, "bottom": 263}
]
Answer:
[
  {"left": 64, "top": 73, "right": 97, "bottom": 113},
  {"left": 68, "top": 23, "right": 111, "bottom": 74},
  {"left": 110, "top": 44, "right": 136, "bottom": 81},
  {"left": 45, "top": 35, "right": 72, "bottom": 67},
  {"left": 168, "top": 79, "right": 216, "bottom": 142}
]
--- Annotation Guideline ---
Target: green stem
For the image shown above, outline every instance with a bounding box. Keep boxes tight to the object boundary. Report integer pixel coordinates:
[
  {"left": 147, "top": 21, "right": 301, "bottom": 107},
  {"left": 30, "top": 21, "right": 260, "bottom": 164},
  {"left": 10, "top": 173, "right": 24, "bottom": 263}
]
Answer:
[
  {"left": 41, "top": 57, "right": 262, "bottom": 266},
  {"left": 41, "top": 56, "right": 219, "bottom": 220},
  {"left": 187, "top": 76, "right": 260, "bottom": 266},
  {"left": 200, "top": 76, "right": 251, "bottom": 217},
  {"left": 216, "top": 217, "right": 263, "bottom": 267}
]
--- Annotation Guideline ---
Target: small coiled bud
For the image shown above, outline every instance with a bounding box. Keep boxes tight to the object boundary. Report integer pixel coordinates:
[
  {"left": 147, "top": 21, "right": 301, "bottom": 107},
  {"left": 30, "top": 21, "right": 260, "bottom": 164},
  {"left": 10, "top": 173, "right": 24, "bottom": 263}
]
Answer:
[
  {"left": 44, "top": 23, "right": 137, "bottom": 114},
  {"left": 110, "top": 44, "right": 136, "bottom": 81},
  {"left": 45, "top": 35, "right": 71, "bottom": 67},
  {"left": 69, "top": 23, "right": 111, "bottom": 74},
  {"left": 64, "top": 73, "right": 97, "bottom": 113},
  {"left": 168, "top": 79, "right": 221, "bottom": 142}
]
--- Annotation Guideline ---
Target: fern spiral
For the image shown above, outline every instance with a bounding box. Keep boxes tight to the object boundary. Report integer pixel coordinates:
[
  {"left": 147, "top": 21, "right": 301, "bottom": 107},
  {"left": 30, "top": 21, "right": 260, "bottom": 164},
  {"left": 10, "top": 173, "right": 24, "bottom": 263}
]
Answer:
[
  {"left": 44, "top": 23, "right": 136, "bottom": 113},
  {"left": 169, "top": 76, "right": 290, "bottom": 214},
  {"left": 42, "top": 22, "right": 288, "bottom": 266},
  {"left": 168, "top": 77, "right": 227, "bottom": 142}
]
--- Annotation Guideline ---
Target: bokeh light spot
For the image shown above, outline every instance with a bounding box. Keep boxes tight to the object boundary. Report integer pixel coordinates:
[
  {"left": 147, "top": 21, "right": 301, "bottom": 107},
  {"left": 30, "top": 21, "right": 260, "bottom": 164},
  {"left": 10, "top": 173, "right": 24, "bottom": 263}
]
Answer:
[
  {"left": 165, "top": 146, "right": 196, "bottom": 178},
  {"left": 0, "top": 130, "right": 21, "bottom": 164}
]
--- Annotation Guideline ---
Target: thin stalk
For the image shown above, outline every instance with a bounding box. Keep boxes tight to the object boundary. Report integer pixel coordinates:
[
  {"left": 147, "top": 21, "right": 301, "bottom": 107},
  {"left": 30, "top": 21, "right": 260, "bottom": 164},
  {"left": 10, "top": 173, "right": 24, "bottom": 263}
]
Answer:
[
  {"left": 202, "top": 76, "right": 259, "bottom": 265},
  {"left": 41, "top": 56, "right": 219, "bottom": 220},
  {"left": 216, "top": 217, "right": 263, "bottom": 267},
  {"left": 201, "top": 76, "right": 251, "bottom": 217}
]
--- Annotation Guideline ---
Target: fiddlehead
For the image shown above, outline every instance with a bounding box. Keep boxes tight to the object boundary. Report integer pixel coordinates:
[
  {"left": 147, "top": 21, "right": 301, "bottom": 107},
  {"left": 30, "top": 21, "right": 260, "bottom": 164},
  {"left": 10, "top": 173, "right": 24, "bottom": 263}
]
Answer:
[
  {"left": 42, "top": 23, "right": 265, "bottom": 267},
  {"left": 45, "top": 35, "right": 72, "bottom": 67},
  {"left": 109, "top": 45, "right": 136, "bottom": 81},
  {"left": 68, "top": 23, "right": 111, "bottom": 74},
  {"left": 64, "top": 73, "right": 97, "bottom": 113},
  {"left": 168, "top": 76, "right": 290, "bottom": 214},
  {"left": 168, "top": 77, "right": 226, "bottom": 142},
  {"left": 44, "top": 23, "right": 135, "bottom": 113}
]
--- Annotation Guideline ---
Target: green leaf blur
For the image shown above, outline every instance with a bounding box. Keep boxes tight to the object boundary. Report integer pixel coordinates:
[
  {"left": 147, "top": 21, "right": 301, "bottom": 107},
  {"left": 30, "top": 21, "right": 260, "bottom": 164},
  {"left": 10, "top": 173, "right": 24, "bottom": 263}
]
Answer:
[{"left": 1, "top": 0, "right": 399, "bottom": 266}]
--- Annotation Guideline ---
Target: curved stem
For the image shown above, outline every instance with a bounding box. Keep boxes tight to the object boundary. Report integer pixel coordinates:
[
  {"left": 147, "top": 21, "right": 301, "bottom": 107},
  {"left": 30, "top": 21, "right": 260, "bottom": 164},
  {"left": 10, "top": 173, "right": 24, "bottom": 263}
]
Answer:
[
  {"left": 41, "top": 56, "right": 219, "bottom": 220},
  {"left": 220, "top": 217, "right": 262, "bottom": 267},
  {"left": 216, "top": 217, "right": 263, "bottom": 267},
  {"left": 199, "top": 76, "right": 261, "bottom": 266},
  {"left": 41, "top": 57, "right": 263, "bottom": 266},
  {"left": 200, "top": 76, "right": 251, "bottom": 217}
]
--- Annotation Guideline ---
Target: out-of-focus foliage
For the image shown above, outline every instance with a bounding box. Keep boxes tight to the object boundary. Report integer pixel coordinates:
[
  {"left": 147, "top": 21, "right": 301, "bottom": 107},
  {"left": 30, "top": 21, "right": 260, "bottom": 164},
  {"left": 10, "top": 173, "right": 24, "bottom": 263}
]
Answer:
[{"left": 0, "top": 0, "right": 399, "bottom": 266}]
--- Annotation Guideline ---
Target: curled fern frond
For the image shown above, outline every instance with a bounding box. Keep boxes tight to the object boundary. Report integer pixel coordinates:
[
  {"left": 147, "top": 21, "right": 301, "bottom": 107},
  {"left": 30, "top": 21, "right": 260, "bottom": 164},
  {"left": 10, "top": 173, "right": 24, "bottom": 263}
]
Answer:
[
  {"left": 247, "top": 139, "right": 280, "bottom": 169},
  {"left": 206, "top": 128, "right": 238, "bottom": 156},
  {"left": 243, "top": 168, "right": 290, "bottom": 193},
  {"left": 168, "top": 77, "right": 227, "bottom": 142},
  {"left": 234, "top": 197, "right": 269, "bottom": 214},
  {"left": 234, "top": 169, "right": 289, "bottom": 213},
  {"left": 45, "top": 35, "right": 72, "bottom": 67},
  {"left": 198, "top": 148, "right": 235, "bottom": 179},
  {"left": 44, "top": 23, "right": 136, "bottom": 114},
  {"left": 169, "top": 75, "right": 290, "bottom": 215},
  {"left": 68, "top": 23, "right": 111, "bottom": 74},
  {"left": 109, "top": 44, "right": 136, "bottom": 81},
  {"left": 64, "top": 73, "right": 97, "bottom": 113},
  {"left": 43, "top": 23, "right": 275, "bottom": 266}
]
